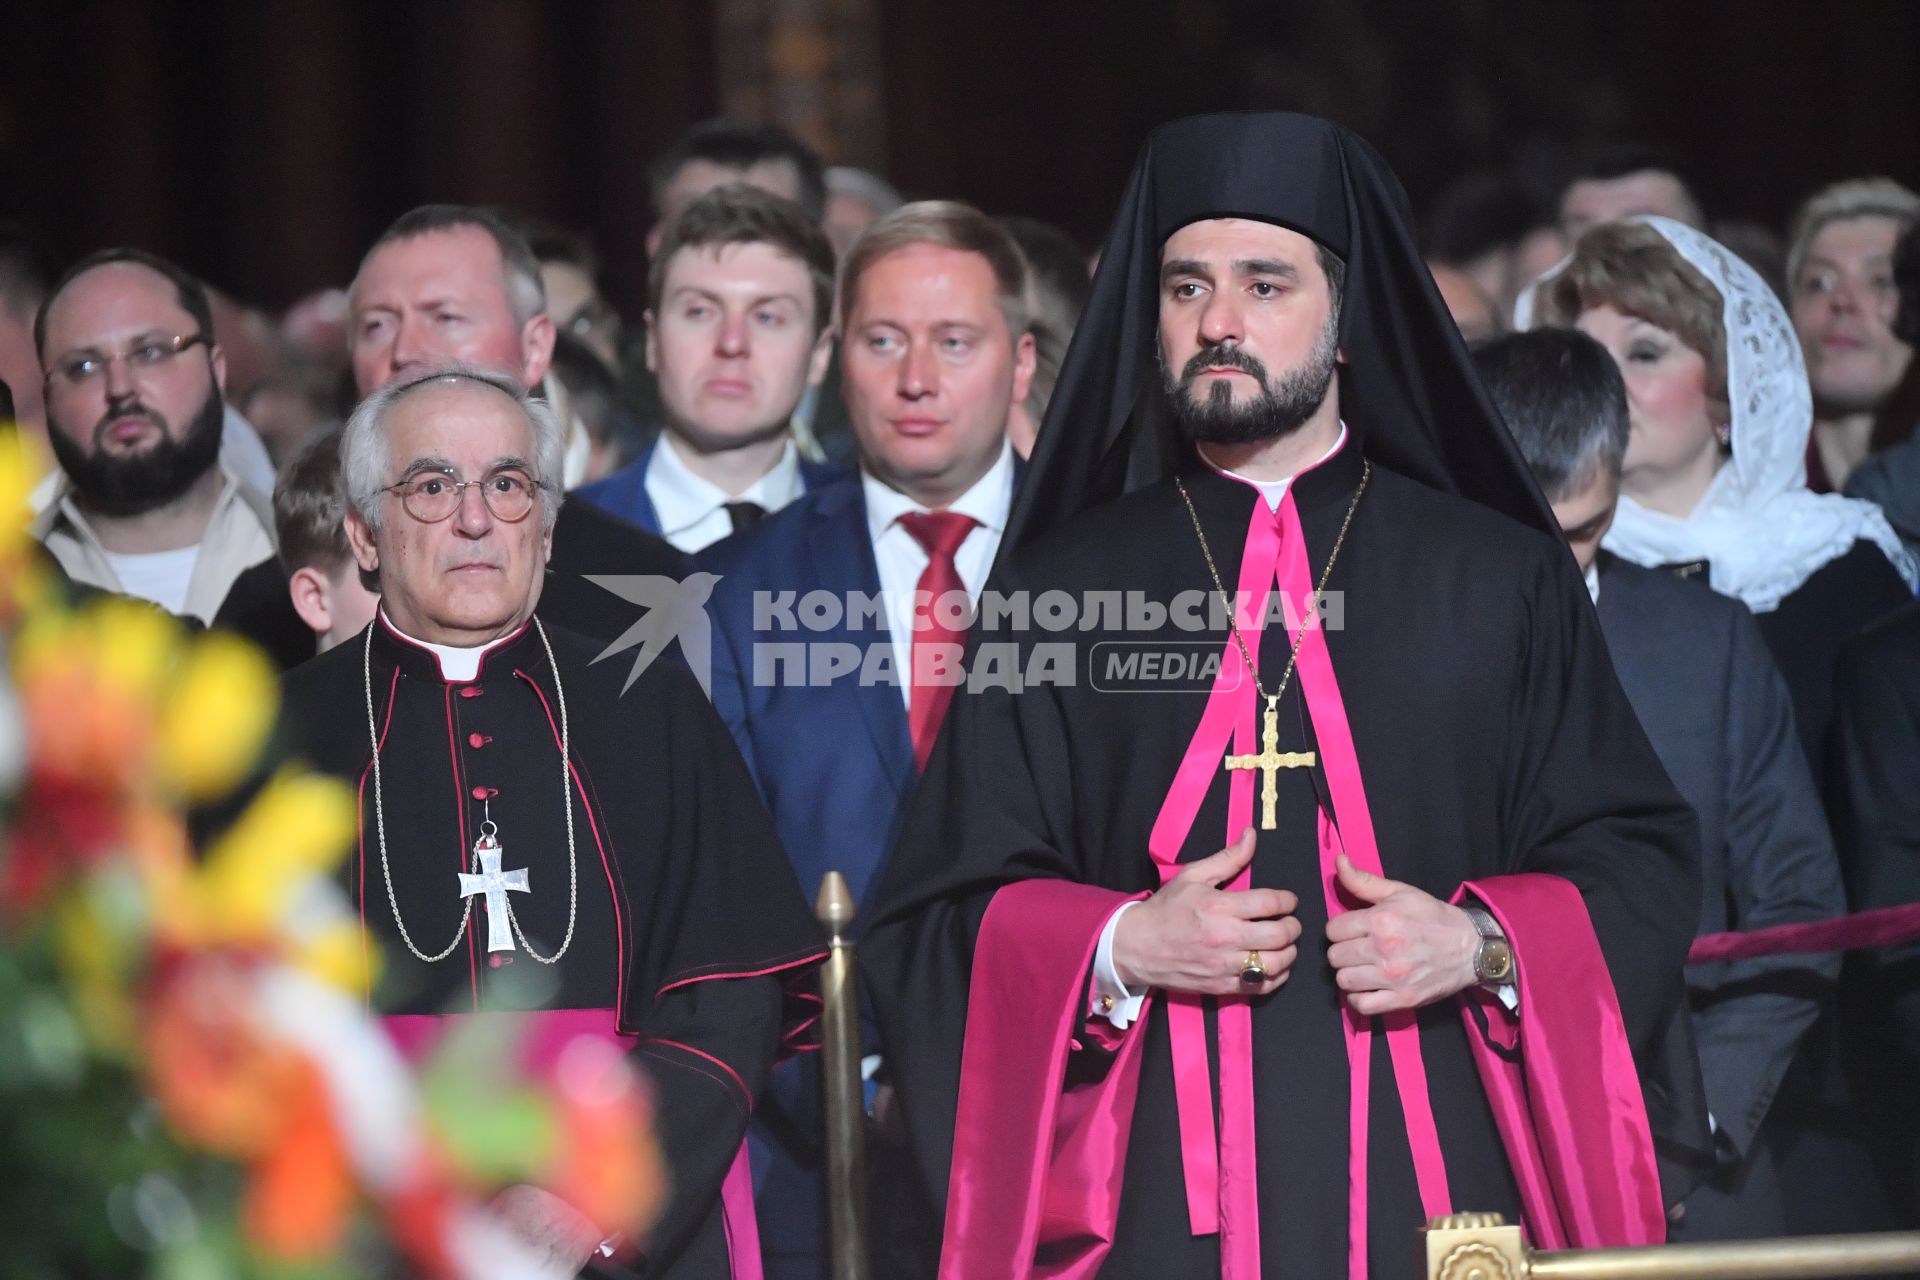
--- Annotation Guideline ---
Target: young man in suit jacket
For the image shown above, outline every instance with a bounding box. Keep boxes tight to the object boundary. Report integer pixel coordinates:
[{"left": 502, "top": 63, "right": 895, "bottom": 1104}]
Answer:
[
  {"left": 575, "top": 185, "right": 842, "bottom": 552},
  {"left": 701, "top": 202, "right": 1035, "bottom": 1280},
  {"left": 1478, "top": 328, "right": 1846, "bottom": 1240}
]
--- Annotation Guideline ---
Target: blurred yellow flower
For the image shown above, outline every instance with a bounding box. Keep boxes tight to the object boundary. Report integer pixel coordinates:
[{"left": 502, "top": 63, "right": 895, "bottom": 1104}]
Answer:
[
  {"left": 163, "top": 769, "right": 355, "bottom": 952},
  {"left": 157, "top": 629, "right": 278, "bottom": 801}
]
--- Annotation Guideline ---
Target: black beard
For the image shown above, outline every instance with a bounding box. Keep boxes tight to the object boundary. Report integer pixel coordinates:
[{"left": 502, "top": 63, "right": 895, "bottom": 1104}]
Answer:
[
  {"left": 1161, "top": 322, "right": 1339, "bottom": 446},
  {"left": 48, "top": 387, "right": 226, "bottom": 517}
]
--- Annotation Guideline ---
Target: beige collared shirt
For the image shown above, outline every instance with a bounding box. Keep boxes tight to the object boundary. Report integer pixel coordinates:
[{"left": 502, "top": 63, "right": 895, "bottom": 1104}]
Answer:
[{"left": 33, "top": 467, "right": 277, "bottom": 623}]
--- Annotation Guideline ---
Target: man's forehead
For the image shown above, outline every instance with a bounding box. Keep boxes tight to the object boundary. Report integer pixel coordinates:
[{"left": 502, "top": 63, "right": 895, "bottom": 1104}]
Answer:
[
  {"left": 849, "top": 243, "right": 1000, "bottom": 320},
  {"left": 665, "top": 239, "right": 809, "bottom": 293},
  {"left": 357, "top": 229, "right": 505, "bottom": 303},
  {"left": 389, "top": 380, "right": 529, "bottom": 441},
  {"left": 47, "top": 262, "right": 192, "bottom": 337}
]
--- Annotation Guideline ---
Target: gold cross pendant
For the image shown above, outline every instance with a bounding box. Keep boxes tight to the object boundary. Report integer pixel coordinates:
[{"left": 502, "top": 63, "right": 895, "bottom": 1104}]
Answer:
[{"left": 1223, "top": 694, "right": 1317, "bottom": 830}]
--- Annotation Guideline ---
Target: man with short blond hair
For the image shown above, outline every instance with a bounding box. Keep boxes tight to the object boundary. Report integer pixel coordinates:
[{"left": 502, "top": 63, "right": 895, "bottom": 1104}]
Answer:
[{"left": 702, "top": 199, "right": 1035, "bottom": 1278}]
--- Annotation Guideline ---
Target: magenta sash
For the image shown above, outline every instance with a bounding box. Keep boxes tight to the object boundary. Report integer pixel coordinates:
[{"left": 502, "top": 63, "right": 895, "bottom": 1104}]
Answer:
[
  {"left": 1451, "top": 876, "right": 1665, "bottom": 1247},
  {"left": 1143, "top": 463, "right": 1454, "bottom": 1277},
  {"left": 941, "top": 879, "right": 1150, "bottom": 1279}
]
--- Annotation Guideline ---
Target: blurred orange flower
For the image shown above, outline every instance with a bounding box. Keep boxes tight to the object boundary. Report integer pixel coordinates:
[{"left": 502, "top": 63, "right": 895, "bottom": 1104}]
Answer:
[{"left": 243, "top": 1059, "right": 355, "bottom": 1259}]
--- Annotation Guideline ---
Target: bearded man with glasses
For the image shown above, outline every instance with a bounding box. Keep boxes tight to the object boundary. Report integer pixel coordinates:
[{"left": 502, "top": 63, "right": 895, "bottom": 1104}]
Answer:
[
  {"left": 278, "top": 362, "right": 825, "bottom": 1278},
  {"left": 29, "top": 247, "right": 275, "bottom": 621}
]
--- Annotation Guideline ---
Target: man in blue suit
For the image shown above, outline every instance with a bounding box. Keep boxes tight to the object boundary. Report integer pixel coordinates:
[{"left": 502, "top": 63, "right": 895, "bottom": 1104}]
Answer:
[
  {"left": 702, "top": 201, "right": 1036, "bottom": 1279},
  {"left": 575, "top": 185, "right": 841, "bottom": 551}
]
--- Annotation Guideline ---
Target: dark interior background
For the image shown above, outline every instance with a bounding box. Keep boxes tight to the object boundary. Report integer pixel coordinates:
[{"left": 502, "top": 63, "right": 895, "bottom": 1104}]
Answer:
[{"left": 3, "top": 0, "right": 1914, "bottom": 313}]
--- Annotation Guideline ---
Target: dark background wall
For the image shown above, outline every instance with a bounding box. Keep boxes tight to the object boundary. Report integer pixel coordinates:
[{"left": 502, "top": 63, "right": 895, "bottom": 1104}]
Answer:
[{"left": 2, "top": 0, "right": 1915, "bottom": 312}]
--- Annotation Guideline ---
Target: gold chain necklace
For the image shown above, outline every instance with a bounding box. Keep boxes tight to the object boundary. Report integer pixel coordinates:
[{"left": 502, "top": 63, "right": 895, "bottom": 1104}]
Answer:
[{"left": 1172, "top": 459, "right": 1370, "bottom": 829}]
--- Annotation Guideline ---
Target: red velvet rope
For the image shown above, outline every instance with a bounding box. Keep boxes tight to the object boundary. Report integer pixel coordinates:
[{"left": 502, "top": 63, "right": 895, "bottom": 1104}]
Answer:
[{"left": 1686, "top": 902, "right": 1920, "bottom": 965}]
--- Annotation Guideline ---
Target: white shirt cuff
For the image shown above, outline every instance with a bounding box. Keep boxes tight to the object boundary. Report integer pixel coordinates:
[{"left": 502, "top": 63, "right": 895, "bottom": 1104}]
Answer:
[
  {"left": 1089, "top": 901, "right": 1148, "bottom": 1029},
  {"left": 1493, "top": 981, "right": 1518, "bottom": 1012}
]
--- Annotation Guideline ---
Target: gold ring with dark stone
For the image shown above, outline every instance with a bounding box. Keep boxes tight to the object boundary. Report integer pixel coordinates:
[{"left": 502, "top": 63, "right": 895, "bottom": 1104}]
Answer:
[{"left": 1240, "top": 950, "right": 1267, "bottom": 985}]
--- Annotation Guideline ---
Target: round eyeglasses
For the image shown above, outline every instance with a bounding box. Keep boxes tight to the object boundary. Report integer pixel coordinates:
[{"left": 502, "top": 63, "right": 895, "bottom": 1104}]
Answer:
[{"left": 381, "top": 466, "right": 544, "bottom": 524}]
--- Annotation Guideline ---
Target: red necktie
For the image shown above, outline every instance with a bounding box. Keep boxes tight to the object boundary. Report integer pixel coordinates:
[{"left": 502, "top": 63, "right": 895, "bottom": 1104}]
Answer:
[{"left": 898, "top": 511, "right": 978, "bottom": 770}]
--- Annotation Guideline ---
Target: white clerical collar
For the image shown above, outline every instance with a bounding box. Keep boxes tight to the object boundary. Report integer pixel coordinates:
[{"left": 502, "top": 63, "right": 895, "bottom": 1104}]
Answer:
[
  {"left": 379, "top": 609, "right": 520, "bottom": 682},
  {"left": 1584, "top": 561, "right": 1601, "bottom": 605},
  {"left": 862, "top": 440, "right": 1017, "bottom": 541},
  {"left": 1199, "top": 423, "right": 1349, "bottom": 512},
  {"left": 647, "top": 432, "right": 805, "bottom": 539}
]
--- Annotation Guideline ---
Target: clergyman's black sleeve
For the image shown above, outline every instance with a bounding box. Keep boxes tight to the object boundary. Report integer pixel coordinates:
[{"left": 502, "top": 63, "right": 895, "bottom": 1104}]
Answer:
[{"left": 631, "top": 975, "right": 784, "bottom": 1276}]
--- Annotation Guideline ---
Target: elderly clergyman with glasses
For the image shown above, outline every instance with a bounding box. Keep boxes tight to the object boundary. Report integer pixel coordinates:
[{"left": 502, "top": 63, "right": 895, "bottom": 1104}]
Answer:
[
  {"left": 30, "top": 247, "right": 275, "bottom": 621},
  {"left": 278, "top": 362, "right": 824, "bottom": 1278}
]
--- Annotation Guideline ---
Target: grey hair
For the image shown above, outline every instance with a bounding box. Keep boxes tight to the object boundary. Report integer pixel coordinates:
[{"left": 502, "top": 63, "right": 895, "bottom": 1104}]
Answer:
[
  {"left": 341, "top": 363, "right": 566, "bottom": 536},
  {"left": 1785, "top": 177, "right": 1920, "bottom": 289},
  {"left": 1472, "top": 328, "right": 1630, "bottom": 501}
]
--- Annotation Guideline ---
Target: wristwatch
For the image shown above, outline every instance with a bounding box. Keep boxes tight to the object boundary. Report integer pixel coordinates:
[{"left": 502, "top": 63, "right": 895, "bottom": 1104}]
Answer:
[{"left": 1463, "top": 906, "right": 1514, "bottom": 985}]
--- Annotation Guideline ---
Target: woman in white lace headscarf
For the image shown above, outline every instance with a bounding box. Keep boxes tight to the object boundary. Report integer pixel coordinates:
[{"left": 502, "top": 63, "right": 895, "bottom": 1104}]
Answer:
[{"left": 1523, "top": 215, "right": 1916, "bottom": 763}]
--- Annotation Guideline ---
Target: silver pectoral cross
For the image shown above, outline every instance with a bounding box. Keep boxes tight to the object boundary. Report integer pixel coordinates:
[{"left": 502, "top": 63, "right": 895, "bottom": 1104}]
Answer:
[{"left": 458, "top": 834, "right": 530, "bottom": 953}]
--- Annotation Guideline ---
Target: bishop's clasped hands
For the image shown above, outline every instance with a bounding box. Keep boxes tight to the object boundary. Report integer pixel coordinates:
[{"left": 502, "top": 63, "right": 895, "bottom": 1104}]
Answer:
[{"left": 1109, "top": 826, "right": 1487, "bottom": 1012}]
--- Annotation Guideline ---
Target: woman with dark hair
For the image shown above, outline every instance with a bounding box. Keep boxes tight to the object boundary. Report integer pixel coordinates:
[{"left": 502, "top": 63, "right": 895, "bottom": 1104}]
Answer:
[{"left": 1525, "top": 217, "right": 1914, "bottom": 766}]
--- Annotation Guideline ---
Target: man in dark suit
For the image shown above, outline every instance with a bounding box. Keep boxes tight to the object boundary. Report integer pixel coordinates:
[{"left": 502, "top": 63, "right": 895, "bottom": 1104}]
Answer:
[
  {"left": 575, "top": 186, "right": 842, "bottom": 551},
  {"left": 701, "top": 202, "right": 1035, "bottom": 1279},
  {"left": 1477, "top": 328, "right": 1844, "bottom": 1238}
]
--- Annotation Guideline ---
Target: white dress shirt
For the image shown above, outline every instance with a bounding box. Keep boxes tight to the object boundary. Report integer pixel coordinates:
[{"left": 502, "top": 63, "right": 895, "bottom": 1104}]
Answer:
[
  {"left": 862, "top": 442, "right": 1017, "bottom": 711},
  {"left": 645, "top": 433, "right": 807, "bottom": 553}
]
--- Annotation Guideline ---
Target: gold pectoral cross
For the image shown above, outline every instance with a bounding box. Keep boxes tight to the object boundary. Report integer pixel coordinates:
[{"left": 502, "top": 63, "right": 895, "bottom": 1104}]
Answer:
[{"left": 1224, "top": 694, "right": 1317, "bottom": 830}]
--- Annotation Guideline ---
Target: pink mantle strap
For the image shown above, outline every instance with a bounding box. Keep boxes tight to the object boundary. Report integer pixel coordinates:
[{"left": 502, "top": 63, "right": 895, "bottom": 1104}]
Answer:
[
  {"left": 941, "top": 878, "right": 1150, "bottom": 1279},
  {"left": 1144, "top": 464, "right": 1454, "bottom": 1278},
  {"left": 1452, "top": 875, "right": 1665, "bottom": 1248}
]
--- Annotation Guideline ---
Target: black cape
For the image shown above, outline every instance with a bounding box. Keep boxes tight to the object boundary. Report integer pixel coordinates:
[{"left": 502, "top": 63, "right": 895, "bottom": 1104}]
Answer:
[
  {"left": 281, "top": 616, "right": 822, "bottom": 1277},
  {"left": 863, "top": 111, "right": 1711, "bottom": 1276}
]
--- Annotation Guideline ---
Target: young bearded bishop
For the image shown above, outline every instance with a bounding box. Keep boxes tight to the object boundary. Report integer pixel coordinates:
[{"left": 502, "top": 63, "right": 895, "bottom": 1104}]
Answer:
[
  {"left": 863, "top": 113, "right": 1714, "bottom": 1279},
  {"left": 279, "top": 365, "right": 824, "bottom": 1278}
]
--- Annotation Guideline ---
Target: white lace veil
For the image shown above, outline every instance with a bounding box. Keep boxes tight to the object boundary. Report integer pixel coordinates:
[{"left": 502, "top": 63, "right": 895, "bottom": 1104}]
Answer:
[{"left": 1517, "top": 215, "right": 1916, "bottom": 611}]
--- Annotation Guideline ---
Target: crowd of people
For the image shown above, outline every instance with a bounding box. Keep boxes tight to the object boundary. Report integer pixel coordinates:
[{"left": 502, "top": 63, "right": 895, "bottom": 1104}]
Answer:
[{"left": 6, "top": 111, "right": 1918, "bottom": 1277}]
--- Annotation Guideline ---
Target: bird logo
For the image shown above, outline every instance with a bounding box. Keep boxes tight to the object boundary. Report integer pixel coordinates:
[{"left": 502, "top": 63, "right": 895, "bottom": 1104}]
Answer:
[{"left": 584, "top": 572, "right": 721, "bottom": 695}]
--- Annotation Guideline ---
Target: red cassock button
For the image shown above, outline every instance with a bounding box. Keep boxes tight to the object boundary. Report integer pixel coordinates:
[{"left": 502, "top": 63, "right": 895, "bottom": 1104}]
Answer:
[
  {"left": 468, "top": 733, "right": 486, "bottom": 749},
  {"left": 460, "top": 686, "right": 483, "bottom": 698},
  {"left": 471, "top": 785, "right": 498, "bottom": 800}
]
